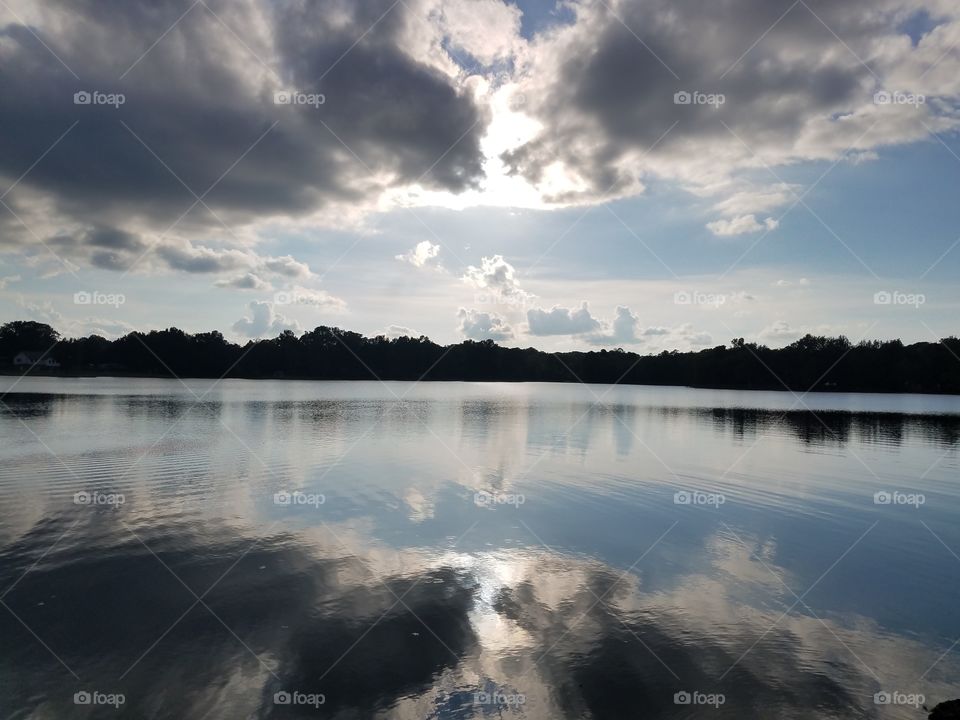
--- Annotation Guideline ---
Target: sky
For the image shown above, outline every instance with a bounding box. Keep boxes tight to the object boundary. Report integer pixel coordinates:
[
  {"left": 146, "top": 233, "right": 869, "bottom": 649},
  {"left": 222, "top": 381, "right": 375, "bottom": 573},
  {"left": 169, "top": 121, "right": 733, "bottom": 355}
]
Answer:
[{"left": 1, "top": 0, "right": 959, "bottom": 352}]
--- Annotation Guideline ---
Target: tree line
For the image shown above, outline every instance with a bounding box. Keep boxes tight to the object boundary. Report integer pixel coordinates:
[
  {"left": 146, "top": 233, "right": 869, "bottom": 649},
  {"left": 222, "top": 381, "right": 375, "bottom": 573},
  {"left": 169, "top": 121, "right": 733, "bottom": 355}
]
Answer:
[{"left": 2, "top": 320, "right": 960, "bottom": 394}]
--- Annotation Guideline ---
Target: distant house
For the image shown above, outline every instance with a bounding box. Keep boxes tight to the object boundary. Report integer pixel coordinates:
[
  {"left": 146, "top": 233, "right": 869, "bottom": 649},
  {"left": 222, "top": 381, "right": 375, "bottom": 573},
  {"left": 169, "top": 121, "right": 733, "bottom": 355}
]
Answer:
[{"left": 12, "top": 351, "right": 60, "bottom": 368}]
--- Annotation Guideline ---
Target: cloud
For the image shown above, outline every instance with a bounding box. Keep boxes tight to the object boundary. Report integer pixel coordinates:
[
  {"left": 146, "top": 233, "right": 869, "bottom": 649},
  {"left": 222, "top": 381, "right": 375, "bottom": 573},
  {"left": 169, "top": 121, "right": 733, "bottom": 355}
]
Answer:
[
  {"left": 759, "top": 320, "right": 802, "bottom": 344},
  {"left": 0, "top": 0, "right": 489, "bottom": 271},
  {"left": 524, "top": 303, "right": 694, "bottom": 348},
  {"left": 527, "top": 302, "right": 602, "bottom": 336},
  {"left": 500, "top": 0, "right": 960, "bottom": 209},
  {"left": 13, "top": 295, "right": 136, "bottom": 339},
  {"left": 630, "top": 322, "right": 715, "bottom": 349},
  {"left": 434, "top": 0, "right": 523, "bottom": 67},
  {"left": 215, "top": 273, "right": 270, "bottom": 290},
  {"left": 456, "top": 307, "right": 514, "bottom": 341},
  {"left": 154, "top": 242, "right": 247, "bottom": 274},
  {"left": 0, "top": 274, "right": 21, "bottom": 289},
  {"left": 396, "top": 240, "right": 441, "bottom": 267},
  {"left": 1, "top": 0, "right": 956, "bottom": 291},
  {"left": 585, "top": 305, "right": 640, "bottom": 345},
  {"left": 232, "top": 301, "right": 300, "bottom": 338},
  {"left": 72, "top": 317, "right": 137, "bottom": 339},
  {"left": 273, "top": 287, "right": 347, "bottom": 311},
  {"left": 674, "top": 323, "right": 714, "bottom": 346},
  {"left": 462, "top": 254, "right": 532, "bottom": 303},
  {"left": 261, "top": 255, "right": 312, "bottom": 279},
  {"left": 156, "top": 241, "right": 315, "bottom": 280},
  {"left": 706, "top": 214, "right": 779, "bottom": 236},
  {"left": 385, "top": 324, "right": 419, "bottom": 338},
  {"left": 712, "top": 185, "right": 796, "bottom": 216},
  {"left": 15, "top": 296, "right": 64, "bottom": 327},
  {"left": 757, "top": 320, "right": 837, "bottom": 346},
  {"left": 39, "top": 229, "right": 317, "bottom": 286},
  {"left": 774, "top": 278, "right": 811, "bottom": 287},
  {"left": 758, "top": 320, "right": 838, "bottom": 346}
]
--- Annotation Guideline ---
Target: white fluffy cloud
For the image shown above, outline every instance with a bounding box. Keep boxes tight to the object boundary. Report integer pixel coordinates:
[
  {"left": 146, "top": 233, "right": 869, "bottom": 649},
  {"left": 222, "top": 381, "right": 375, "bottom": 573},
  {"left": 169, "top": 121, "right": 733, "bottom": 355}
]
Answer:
[
  {"left": 456, "top": 307, "right": 514, "bottom": 341},
  {"left": 523, "top": 303, "right": 705, "bottom": 348},
  {"left": 706, "top": 215, "right": 779, "bottom": 236},
  {"left": 432, "top": 0, "right": 523, "bottom": 66},
  {"left": 396, "top": 241, "right": 441, "bottom": 268},
  {"left": 527, "top": 302, "right": 602, "bottom": 336},
  {"left": 461, "top": 255, "right": 533, "bottom": 303},
  {"left": 585, "top": 306, "right": 641, "bottom": 346},
  {"left": 232, "top": 301, "right": 300, "bottom": 338},
  {"left": 385, "top": 324, "right": 419, "bottom": 338}
]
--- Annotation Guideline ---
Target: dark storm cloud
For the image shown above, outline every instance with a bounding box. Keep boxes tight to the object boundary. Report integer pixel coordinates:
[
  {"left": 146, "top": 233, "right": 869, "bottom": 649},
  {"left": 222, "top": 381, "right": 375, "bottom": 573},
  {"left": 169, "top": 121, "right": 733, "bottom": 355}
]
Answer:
[
  {"left": 82, "top": 227, "right": 145, "bottom": 251},
  {"left": 503, "top": 0, "right": 924, "bottom": 203},
  {"left": 0, "top": 0, "right": 488, "bottom": 267},
  {"left": 269, "top": 0, "right": 488, "bottom": 193},
  {"left": 47, "top": 227, "right": 148, "bottom": 271}
]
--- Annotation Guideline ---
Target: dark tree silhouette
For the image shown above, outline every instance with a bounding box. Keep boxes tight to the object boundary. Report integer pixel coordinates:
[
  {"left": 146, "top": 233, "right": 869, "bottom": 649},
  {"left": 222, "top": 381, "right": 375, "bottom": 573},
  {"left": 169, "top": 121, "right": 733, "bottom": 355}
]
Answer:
[
  {"left": 0, "top": 321, "right": 60, "bottom": 353},
  {"left": 2, "top": 320, "right": 959, "bottom": 394}
]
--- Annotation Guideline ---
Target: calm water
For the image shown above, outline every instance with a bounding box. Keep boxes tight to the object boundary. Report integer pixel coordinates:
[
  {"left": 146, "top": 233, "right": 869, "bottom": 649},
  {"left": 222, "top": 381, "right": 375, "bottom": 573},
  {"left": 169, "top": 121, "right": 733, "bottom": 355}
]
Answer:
[{"left": 1, "top": 378, "right": 959, "bottom": 719}]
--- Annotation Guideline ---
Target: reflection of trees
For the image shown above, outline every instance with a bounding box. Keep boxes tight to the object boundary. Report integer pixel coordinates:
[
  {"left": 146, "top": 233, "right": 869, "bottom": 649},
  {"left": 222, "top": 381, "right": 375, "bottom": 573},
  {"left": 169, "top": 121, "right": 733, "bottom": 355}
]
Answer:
[
  {"left": 0, "top": 393, "right": 57, "bottom": 419},
  {"left": 698, "top": 408, "right": 960, "bottom": 449}
]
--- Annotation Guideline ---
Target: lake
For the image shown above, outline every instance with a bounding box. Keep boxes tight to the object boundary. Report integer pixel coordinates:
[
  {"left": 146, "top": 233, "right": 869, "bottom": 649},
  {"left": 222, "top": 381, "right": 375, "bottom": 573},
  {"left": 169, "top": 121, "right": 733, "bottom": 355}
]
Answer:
[{"left": 1, "top": 377, "right": 959, "bottom": 718}]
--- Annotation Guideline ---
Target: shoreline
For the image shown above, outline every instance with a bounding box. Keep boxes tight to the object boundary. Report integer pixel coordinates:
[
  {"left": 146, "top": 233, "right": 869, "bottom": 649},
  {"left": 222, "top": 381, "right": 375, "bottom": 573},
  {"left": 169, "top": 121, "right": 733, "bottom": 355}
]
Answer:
[{"left": 3, "top": 370, "right": 960, "bottom": 397}]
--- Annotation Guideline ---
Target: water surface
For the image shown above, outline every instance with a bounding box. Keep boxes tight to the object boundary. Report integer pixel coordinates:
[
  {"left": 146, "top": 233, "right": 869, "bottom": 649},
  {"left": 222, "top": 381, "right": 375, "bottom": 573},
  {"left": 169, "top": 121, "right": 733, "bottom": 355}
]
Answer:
[{"left": 1, "top": 378, "right": 959, "bottom": 718}]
